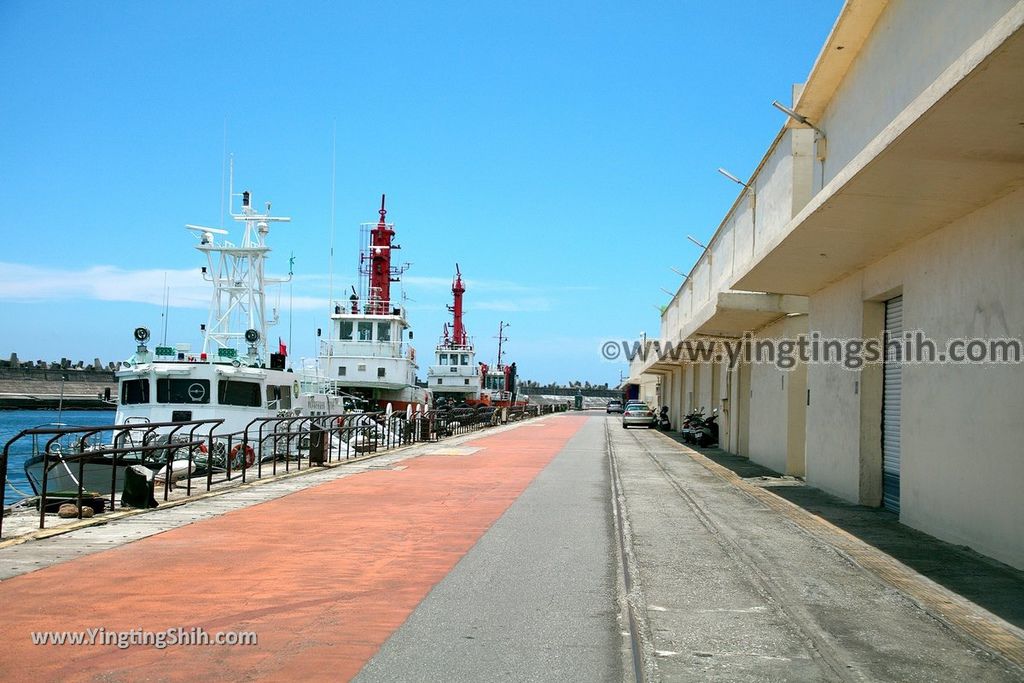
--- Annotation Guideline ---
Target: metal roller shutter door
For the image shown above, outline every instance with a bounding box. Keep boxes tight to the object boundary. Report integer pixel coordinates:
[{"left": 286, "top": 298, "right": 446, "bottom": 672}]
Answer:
[{"left": 882, "top": 296, "right": 903, "bottom": 514}]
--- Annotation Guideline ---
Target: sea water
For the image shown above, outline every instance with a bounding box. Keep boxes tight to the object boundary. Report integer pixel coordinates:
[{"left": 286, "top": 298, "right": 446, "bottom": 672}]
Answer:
[{"left": 1, "top": 409, "right": 116, "bottom": 502}]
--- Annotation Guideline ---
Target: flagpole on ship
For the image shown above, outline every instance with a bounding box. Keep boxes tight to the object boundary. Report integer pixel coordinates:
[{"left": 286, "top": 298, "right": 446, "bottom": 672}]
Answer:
[{"left": 288, "top": 252, "right": 294, "bottom": 370}]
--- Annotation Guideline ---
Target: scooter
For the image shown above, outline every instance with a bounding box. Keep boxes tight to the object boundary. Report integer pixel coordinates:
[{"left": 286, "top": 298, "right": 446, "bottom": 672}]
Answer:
[
  {"left": 696, "top": 410, "right": 719, "bottom": 447},
  {"left": 656, "top": 406, "right": 671, "bottom": 431},
  {"left": 681, "top": 409, "right": 705, "bottom": 444}
]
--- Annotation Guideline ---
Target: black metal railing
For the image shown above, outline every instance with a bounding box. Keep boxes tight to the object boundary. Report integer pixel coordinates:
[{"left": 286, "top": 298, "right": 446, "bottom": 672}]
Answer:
[{"left": 1, "top": 403, "right": 560, "bottom": 539}]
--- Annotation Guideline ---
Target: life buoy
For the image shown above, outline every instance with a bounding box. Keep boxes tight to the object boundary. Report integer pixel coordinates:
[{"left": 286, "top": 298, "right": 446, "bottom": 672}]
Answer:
[{"left": 230, "top": 443, "right": 256, "bottom": 469}]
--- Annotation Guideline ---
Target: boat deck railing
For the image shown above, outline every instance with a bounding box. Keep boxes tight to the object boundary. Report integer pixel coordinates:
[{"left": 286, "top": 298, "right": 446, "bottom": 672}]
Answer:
[{"left": 1, "top": 403, "right": 566, "bottom": 539}]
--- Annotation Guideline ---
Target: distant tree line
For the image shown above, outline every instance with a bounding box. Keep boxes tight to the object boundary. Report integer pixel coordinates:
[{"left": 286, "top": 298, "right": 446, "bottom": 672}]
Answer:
[
  {"left": 519, "top": 380, "right": 619, "bottom": 398},
  {"left": 521, "top": 380, "right": 611, "bottom": 391}
]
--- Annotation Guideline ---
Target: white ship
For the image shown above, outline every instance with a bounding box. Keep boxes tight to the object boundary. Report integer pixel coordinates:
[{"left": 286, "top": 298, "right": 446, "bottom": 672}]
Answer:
[
  {"left": 427, "top": 265, "right": 483, "bottom": 405},
  {"left": 25, "top": 187, "right": 346, "bottom": 495},
  {"left": 318, "top": 195, "right": 431, "bottom": 411}
]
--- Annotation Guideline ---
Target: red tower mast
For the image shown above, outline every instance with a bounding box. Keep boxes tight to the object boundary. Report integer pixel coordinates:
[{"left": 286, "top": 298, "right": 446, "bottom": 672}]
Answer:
[
  {"left": 365, "top": 194, "right": 396, "bottom": 315},
  {"left": 449, "top": 264, "right": 467, "bottom": 347}
]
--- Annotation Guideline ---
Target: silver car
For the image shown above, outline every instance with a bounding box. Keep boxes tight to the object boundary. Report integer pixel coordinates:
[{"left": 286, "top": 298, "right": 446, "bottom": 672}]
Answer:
[{"left": 622, "top": 403, "right": 655, "bottom": 429}]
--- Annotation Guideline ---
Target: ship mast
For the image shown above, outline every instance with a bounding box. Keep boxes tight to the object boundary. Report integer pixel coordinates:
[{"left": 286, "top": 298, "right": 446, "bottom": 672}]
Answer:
[
  {"left": 359, "top": 194, "right": 403, "bottom": 315},
  {"left": 495, "top": 320, "right": 509, "bottom": 369},
  {"left": 449, "top": 264, "right": 467, "bottom": 347},
  {"left": 189, "top": 189, "right": 291, "bottom": 362}
]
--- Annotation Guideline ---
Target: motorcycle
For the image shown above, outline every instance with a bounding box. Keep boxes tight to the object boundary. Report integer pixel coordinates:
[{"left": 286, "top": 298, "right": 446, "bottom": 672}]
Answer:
[
  {"left": 696, "top": 409, "right": 719, "bottom": 447},
  {"left": 656, "top": 406, "right": 671, "bottom": 431},
  {"left": 681, "top": 409, "right": 705, "bottom": 444}
]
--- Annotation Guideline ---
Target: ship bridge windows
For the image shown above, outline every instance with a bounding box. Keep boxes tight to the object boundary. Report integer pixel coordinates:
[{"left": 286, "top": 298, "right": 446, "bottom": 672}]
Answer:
[
  {"left": 340, "top": 321, "right": 354, "bottom": 340},
  {"left": 157, "top": 378, "right": 210, "bottom": 404},
  {"left": 485, "top": 375, "right": 506, "bottom": 391},
  {"left": 461, "top": 354, "right": 469, "bottom": 366},
  {"left": 358, "top": 322, "right": 373, "bottom": 341},
  {"left": 267, "top": 384, "right": 292, "bottom": 410},
  {"left": 120, "top": 378, "right": 150, "bottom": 405},
  {"left": 377, "top": 322, "right": 391, "bottom": 342},
  {"left": 218, "top": 380, "right": 262, "bottom": 407},
  {"left": 439, "top": 355, "right": 449, "bottom": 365}
]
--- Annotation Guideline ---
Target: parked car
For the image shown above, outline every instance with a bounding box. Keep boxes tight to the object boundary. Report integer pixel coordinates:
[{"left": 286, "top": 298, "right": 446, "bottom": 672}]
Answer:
[
  {"left": 606, "top": 400, "right": 623, "bottom": 414},
  {"left": 622, "top": 403, "right": 655, "bottom": 429}
]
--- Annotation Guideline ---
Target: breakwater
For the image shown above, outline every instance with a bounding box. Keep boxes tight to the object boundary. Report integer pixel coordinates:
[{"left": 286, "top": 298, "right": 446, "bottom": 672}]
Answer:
[{"left": 0, "top": 353, "right": 117, "bottom": 410}]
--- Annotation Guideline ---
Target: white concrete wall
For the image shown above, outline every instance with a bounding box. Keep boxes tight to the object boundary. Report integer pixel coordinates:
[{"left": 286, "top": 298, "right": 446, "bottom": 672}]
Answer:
[
  {"left": 639, "top": 374, "right": 660, "bottom": 407},
  {"left": 696, "top": 361, "right": 713, "bottom": 415},
  {"left": 816, "top": 0, "right": 1018, "bottom": 192},
  {"left": 752, "top": 130, "right": 801, "bottom": 257},
  {"left": 746, "top": 315, "right": 808, "bottom": 475},
  {"left": 805, "top": 185, "right": 1024, "bottom": 569}
]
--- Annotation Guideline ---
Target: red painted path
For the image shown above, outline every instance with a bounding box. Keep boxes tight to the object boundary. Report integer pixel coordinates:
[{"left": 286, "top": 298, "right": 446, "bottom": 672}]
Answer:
[{"left": 0, "top": 416, "right": 588, "bottom": 682}]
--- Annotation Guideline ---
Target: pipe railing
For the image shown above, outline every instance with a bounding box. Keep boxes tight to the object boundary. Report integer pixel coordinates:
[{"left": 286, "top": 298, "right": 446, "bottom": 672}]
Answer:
[{"left": 1, "top": 404, "right": 554, "bottom": 539}]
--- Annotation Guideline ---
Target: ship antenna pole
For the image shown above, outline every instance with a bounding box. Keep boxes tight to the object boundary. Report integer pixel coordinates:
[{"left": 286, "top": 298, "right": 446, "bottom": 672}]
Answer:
[
  {"left": 228, "top": 154, "right": 235, "bottom": 215},
  {"left": 328, "top": 121, "right": 337, "bottom": 314},
  {"left": 219, "top": 117, "right": 228, "bottom": 228},
  {"left": 288, "top": 252, "right": 295, "bottom": 370},
  {"left": 496, "top": 320, "right": 509, "bottom": 368},
  {"left": 161, "top": 271, "right": 169, "bottom": 345}
]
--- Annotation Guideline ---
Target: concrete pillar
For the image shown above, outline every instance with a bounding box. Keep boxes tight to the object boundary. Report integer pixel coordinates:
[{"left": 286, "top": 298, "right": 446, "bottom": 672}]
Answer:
[
  {"left": 786, "top": 361, "right": 808, "bottom": 477},
  {"left": 671, "top": 366, "right": 685, "bottom": 429},
  {"left": 717, "top": 361, "right": 732, "bottom": 452},
  {"left": 858, "top": 301, "right": 885, "bottom": 505},
  {"left": 737, "top": 352, "right": 751, "bottom": 457}
]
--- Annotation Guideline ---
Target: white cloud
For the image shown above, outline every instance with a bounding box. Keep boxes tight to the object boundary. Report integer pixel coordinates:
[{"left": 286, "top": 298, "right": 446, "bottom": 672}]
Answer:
[
  {"left": 0, "top": 262, "right": 597, "bottom": 315},
  {"left": 0, "top": 262, "right": 328, "bottom": 311}
]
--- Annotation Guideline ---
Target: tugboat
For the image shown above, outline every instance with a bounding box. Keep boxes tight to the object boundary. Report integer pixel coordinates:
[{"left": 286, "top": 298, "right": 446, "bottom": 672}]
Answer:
[
  {"left": 427, "top": 265, "right": 484, "bottom": 405},
  {"left": 23, "top": 187, "right": 347, "bottom": 495},
  {"left": 318, "top": 195, "right": 431, "bottom": 411},
  {"left": 471, "top": 321, "right": 527, "bottom": 409}
]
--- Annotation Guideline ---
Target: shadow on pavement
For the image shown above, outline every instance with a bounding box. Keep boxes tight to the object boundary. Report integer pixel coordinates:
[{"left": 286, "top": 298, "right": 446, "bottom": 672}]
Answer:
[{"left": 659, "top": 431, "right": 1024, "bottom": 631}]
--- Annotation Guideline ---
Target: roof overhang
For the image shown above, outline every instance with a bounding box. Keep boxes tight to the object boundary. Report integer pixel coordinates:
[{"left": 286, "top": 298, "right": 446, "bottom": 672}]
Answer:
[
  {"left": 687, "top": 291, "right": 808, "bottom": 339},
  {"left": 736, "top": 9, "right": 1024, "bottom": 295},
  {"left": 792, "top": 0, "right": 889, "bottom": 124},
  {"left": 637, "top": 291, "right": 808, "bottom": 374}
]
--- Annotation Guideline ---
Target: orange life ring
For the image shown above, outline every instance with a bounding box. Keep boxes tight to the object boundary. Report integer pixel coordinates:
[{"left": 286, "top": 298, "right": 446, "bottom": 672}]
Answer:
[{"left": 230, "top": 443, "right": 256, "bottom": 469}]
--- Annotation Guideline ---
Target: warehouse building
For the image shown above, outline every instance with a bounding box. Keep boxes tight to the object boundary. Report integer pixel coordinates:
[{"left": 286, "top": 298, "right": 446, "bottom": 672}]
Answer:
[{"left": 630, "top": 0, "right": 1024, "bottom": 569}]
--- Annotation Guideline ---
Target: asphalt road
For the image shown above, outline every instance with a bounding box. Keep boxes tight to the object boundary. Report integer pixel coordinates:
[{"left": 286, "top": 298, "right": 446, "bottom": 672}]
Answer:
[
  {"left": 358, "top": 415, "right": 1023, "bottom": 682},
  {"left": 356, "top": 418, "right": 625, "bottom": 682}
]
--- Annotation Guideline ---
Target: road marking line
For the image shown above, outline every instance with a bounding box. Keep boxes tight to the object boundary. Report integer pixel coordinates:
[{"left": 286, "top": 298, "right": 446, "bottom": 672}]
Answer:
[{"left": 653, "top": 431, "right": 1024, "bottom": 671}]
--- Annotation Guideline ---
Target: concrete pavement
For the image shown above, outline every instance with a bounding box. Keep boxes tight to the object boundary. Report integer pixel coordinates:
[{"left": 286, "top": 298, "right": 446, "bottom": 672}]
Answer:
[
  {"left": 609, "top": 420, "right": 1023, "bottom": 681},
  {"left": 0, "top": 412, "right": 1022, "bottom": 681}
]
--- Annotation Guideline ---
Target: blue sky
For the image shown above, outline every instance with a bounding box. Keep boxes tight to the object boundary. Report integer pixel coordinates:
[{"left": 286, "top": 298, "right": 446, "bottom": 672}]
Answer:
[{"left": 0, "top": 1, "right": 841, "bottom": 385}]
